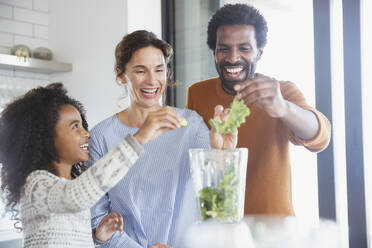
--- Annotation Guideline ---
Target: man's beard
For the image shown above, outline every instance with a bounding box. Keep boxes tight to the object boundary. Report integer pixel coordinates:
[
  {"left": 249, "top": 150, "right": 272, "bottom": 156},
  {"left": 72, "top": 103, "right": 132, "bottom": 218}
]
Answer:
[{"left": 216, "top": 59, "right": 256, "bottom": 95}]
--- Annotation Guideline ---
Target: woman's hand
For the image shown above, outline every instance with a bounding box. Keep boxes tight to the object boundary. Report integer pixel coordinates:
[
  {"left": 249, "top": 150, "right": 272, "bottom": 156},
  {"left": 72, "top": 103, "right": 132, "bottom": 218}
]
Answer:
[
  {"left": 94, "top": 212, "right": 124, "bottom": 243},
  {"left": 210, "top": 105, "right": 238, "bottom": 149},
  {"left": 134, "top": 106, "right": 181, "bottom": 145}
]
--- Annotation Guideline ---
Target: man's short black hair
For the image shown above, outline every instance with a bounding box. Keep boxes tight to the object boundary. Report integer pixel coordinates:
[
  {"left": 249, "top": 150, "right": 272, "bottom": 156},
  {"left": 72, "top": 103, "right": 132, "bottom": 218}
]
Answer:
[{"left": 207, "top": 4, "right": 268, "bottom": 50}]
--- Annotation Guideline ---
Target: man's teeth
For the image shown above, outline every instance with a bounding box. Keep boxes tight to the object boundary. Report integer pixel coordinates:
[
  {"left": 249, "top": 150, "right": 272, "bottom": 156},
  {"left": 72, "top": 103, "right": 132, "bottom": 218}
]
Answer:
[
  {"left": 226, "top": 67, "right": 243, "bottom": 73},
  {"left": 80, "top": 144, "right": 89, "bottom": 150},
  {"left": 141, "top": 88, "right": 158, "bottom": 94}
]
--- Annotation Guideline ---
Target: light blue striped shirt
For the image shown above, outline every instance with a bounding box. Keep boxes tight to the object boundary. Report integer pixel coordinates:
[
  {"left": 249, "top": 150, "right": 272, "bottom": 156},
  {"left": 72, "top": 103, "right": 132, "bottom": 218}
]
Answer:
[{"left": 89, "top": 108, "right": 210, "bottom": 248}]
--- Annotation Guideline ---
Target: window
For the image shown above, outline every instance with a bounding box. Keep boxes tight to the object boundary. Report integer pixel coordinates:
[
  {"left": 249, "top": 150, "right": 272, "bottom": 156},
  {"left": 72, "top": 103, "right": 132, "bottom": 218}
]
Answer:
[
  {"left": 330, "top": 0, "right": 348, "bottom": 246},
  {"left": 361, "top": 0, "right": 372, "bottom": 246},
  {"left": 173, "top": 0, "right": 219, "bottom": 107}
]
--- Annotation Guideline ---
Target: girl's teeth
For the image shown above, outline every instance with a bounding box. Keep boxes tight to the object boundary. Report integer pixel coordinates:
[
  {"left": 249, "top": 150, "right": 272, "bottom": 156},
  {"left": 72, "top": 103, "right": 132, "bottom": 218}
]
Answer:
[{"left": 80, "top": 144, "right": 89, "bottom": 150}]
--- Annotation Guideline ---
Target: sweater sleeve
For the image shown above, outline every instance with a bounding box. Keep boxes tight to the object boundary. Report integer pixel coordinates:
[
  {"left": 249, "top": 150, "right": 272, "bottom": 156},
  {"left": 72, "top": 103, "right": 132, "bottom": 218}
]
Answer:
[
  {"left": 281, "top": 82, "right": 331, "bottom": 152},
  {"left": 290, "top": 106, "right": 331, "bottom": 152},
  {"left": 186, "top": 85, "right": 194, "bottom": 110},
  {"left": 24, "top": 135, "right": 143, "bottom": 214}
]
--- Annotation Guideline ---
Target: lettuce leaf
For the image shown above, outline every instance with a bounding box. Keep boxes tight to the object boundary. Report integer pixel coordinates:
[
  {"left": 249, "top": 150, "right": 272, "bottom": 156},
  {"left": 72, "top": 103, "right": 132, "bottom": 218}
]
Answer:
[
  {"left": 198, "top": 165, "right": 239, "bottom": 221},
  {"left": 208, "top": 98, "right": 250, "bottom": 134}
]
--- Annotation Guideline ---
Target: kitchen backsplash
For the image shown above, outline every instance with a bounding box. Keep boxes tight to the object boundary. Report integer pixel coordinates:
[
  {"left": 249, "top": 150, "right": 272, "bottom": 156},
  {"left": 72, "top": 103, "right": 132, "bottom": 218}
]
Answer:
[
  {"left": 0, "top": 74, "right": 50, "bottom": 112},
  {"left": 0, "top": 0, "right": 51, "bottom": 111}
]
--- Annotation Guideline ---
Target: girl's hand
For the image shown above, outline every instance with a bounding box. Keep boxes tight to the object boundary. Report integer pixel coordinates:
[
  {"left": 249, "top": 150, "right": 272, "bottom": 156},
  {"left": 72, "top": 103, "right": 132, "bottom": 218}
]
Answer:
[
  {"left": 134, "top": 106, "right": 181, "bottom": 145},
  {"left": 210, "top": 105, "right": 238, "bottom": 149},
  {"left": 94, "top": 212, "right": 124, "bottom": 243}
]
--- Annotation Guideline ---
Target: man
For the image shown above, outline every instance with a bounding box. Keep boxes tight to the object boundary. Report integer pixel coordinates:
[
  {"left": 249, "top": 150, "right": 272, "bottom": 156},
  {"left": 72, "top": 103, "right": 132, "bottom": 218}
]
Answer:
[{"left": 186, "top": 3, "right": 331, "bottom": 215}]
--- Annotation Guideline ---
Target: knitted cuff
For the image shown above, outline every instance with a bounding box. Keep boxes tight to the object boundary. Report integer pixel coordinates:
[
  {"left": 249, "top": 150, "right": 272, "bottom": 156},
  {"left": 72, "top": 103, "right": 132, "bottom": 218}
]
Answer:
[{"left": 125, "top": 134, "right": 144, "bottom": 156}]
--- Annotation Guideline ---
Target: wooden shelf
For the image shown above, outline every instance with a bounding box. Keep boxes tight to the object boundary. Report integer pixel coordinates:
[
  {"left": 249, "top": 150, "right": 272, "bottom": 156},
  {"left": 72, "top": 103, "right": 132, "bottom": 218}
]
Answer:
[{"left": 0, "top": 54, "right": 72, "bottom": 74}]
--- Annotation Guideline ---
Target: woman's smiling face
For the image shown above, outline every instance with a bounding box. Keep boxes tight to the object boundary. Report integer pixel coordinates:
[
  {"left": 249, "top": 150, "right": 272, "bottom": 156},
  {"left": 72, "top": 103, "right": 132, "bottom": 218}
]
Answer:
[{"left": 123, "top": 46, "right": 167, "bottom": 109}]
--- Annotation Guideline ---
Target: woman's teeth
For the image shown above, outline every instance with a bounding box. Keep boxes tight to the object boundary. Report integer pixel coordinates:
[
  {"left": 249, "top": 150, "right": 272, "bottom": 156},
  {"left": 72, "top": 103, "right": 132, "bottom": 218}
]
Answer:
[{"left": 141, "top": 88, "right": 158, "bottom": 95}]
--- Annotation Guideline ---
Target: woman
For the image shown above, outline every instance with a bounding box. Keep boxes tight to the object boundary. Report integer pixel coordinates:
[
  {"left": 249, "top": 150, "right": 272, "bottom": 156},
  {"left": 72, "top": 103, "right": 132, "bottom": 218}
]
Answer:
[{"left": 89, "top": 30, "right": 236, "bottom": 248}]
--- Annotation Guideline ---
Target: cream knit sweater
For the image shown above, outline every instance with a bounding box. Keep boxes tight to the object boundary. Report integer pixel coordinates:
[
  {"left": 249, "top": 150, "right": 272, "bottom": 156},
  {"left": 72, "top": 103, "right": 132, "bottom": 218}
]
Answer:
[{"left": 20, "top": 135, "right": 143, "bottom": 248}]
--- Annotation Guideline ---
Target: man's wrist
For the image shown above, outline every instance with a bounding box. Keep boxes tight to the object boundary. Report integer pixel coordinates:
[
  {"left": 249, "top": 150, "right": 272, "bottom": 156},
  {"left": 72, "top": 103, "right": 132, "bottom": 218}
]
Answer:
[{"left": 279, "top": 100, "right": 293, "bottom": 120}]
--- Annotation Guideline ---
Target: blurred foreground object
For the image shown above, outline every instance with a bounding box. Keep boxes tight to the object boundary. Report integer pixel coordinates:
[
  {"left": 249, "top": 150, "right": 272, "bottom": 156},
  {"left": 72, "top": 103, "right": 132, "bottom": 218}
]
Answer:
[
  {"left": 185, "top": 220, "right": 254, "bottom": 248},
  {"left": 245, "top": 215, "right": 342, "bottom": 248},
  {"left": 185, "top": 215, "right": 342, "bottom": 248}
]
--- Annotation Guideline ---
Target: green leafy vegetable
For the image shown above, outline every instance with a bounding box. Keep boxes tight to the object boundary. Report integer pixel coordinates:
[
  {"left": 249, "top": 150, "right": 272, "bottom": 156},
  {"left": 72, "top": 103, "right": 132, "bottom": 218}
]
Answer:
[
  {"left": 208, "top": 98, "right": 250, "bottom": 134},
  {"left": 198, "top": 165, "right": 239, "bottom": 221}
]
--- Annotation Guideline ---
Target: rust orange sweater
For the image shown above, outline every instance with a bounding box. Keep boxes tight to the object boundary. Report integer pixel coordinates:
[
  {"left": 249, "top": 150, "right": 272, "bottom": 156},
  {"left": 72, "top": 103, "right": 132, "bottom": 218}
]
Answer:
[{"left": 186, "top": 77, "right": 331, "bottom": 216}]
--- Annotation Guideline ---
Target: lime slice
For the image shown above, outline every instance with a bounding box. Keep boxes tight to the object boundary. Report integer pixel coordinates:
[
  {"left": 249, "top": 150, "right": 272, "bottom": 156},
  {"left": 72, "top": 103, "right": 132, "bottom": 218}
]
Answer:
[{"left": 180, "top": 117, "right": 188, "bottom": 127}]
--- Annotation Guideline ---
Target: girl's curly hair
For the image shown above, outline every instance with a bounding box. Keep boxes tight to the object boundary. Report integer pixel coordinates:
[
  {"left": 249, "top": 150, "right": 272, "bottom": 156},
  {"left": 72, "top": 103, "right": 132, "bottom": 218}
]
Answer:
[
  {"left": 207, "top": 4, "right": 268, "bottom": 51},
  {"left": 0, "top": 83, "right": 88, "bottom": 209}
]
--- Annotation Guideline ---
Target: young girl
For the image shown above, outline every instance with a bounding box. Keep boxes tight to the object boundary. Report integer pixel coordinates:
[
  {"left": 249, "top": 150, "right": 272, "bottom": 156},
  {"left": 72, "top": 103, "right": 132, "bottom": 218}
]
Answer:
[{"left": 0, "top": 83, "right": 181, "bottom": 247}]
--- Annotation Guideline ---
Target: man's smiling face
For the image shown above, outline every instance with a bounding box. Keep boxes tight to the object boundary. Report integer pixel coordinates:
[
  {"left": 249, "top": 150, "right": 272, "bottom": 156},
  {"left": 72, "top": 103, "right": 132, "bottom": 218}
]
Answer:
[{"left": 214, "top": 24, "right": 262, "bottom": 94}]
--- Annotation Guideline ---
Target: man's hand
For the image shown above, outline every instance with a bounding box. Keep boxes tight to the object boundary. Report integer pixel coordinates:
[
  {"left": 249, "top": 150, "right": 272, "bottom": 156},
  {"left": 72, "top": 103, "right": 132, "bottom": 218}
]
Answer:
[
  {"left": 234, "top": 73, "right": 320, "bottom": 140},
  {"left": 234, "top": 73, "right": 289, "bottom": 118},
  {"left": 210, "top": 105, "right": 238, "bottom": 149},
  {"left": 149, "top": 242, "right": 172, "bottom": 248},
  {"left": 94, "top": 212, "right": 124, "bottom": 243}
]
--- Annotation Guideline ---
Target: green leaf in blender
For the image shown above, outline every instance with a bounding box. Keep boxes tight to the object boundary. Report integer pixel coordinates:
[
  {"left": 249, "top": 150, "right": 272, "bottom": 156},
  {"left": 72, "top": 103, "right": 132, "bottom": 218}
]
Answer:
[{"left": 198, "top": 165, "right": 239, "bottom": 220}]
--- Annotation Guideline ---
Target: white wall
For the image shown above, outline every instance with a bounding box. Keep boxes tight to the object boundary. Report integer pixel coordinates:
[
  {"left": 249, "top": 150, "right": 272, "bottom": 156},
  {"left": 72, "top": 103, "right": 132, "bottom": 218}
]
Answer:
[
  {"left": 0, "top": 0, "right": 162, "bottom": 126},
  {"left": 48, "top": 0, "right": 127, "bottom": 127},
  {"left": 0, "top": 0, "right": 49, "bottom": 54},
  {"left": 127, "top": 0, "right": 162, "bottom": 38},
  {"left": 48, "top": 0, "right": 162, "bottom": 127}
]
